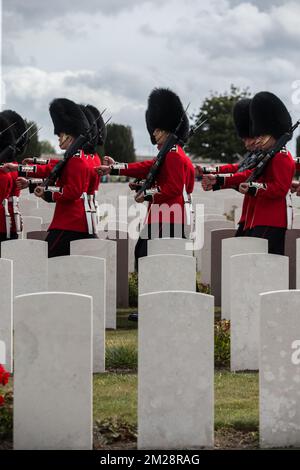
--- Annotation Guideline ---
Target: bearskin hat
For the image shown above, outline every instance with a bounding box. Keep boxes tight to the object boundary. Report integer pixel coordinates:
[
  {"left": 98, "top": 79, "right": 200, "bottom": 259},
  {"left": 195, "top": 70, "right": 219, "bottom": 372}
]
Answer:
[
  {"left": 232, "top": 98, "right": 253, "bottom": 138},
  {"left": 145, "top": 88, "right": 189, "bottom": 145},
  {"left": 250, "top": 91, "right": 292, "bottom": 139},
  {"left": 0, "top": 113, "right": 16, "bottom": 154},
  {"left": 49, "top": 98, "right": 89, "bottom": 137},
  {"left": 86, "top": 104, "right": 107, "bottom": 146},
  {"left": 79, "top": 104, "right": 97, "bottom": 153},
  {"left": 1, "top": 109, "right": 28, "bottom": 154}
]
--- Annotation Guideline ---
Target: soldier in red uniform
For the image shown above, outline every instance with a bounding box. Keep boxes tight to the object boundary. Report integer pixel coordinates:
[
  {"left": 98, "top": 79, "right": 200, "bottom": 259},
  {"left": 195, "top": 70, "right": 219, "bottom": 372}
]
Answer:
[
  {"left": 4, "top": 98, "right": 96, "bottom": 257},
  {"left": 237, "top": 92, "right": 295, "bottom": 254},
  {"left": 0, "top": 110, "right": 30, "bottom": 240},
  {"left": 0, "top": 114, "right": 16, "bottom": 243},
  {"left": 200, "top": 98, "right": 256, "bottom": 236},
  {"left": 97, "top": 87, "right": 194, "bottom": 268}
]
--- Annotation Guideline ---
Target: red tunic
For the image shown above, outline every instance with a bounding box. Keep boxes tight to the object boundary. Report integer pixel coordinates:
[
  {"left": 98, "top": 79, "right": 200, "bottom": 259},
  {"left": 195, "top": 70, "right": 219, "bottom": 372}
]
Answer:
[
  {"left": 0, "top": 171, "right": 11, "bottom": 235},
  {"left": 120, "top": 145, "right": 195, "bottom": 225},
  {"left": 21, "top": 151, "right": 90, "bottom": 233},
  {"left": 242, "top": 150, "right": 295, "bottom": 230}
]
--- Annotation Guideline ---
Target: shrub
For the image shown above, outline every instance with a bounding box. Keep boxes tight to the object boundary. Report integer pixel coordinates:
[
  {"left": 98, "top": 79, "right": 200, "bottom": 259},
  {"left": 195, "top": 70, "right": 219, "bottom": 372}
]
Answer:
[
  {"left": 215, "top": 320, "right": 230, "bottom": 368},
  {"left": 128, "top": 272, "right": 138, "bottom": 308}
]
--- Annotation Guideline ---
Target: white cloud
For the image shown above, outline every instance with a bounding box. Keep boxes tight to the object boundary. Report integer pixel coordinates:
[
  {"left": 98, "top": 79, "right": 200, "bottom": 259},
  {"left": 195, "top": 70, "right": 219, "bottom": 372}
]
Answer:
[{"left": 2, "top": 0, "right": 300, "bottom": 155}]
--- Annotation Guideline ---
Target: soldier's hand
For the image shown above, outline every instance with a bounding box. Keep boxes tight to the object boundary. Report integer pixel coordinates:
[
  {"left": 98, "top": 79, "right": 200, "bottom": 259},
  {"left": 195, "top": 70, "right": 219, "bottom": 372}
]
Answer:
[
  {"left": 95, "top": 165, "right": 111, "bottom": 176},
  {"left": 0, "top": 163, "right": 18, "bottom": 173},
  {"left": 135, "top": 192, "right": 145, "bottom": 203},
  {"left": 202, "top": 174, "right": 216, "bottom": 191},
  {"left": 129, "top": 182, "right": 141, "bottom": 191},
  {"left": 16, "top": 177, "right": 29, "bottom": 189},
  {"left": 103, "top": 156, "right": 115, "bottom": 166},
  {"left": 291, "top": 180, "right": 300, "bottom": 193},
  {"left": 22, "top": 157, "right": 34, "bottom": 165},
  {"left": 194, "top": 164, "right": 203, "bottom": 178},
  {"left": 34, "top": 186, "right": 45, "bottom": 198},
  {"left": 239, "top": 182, "right": 249, "bottom": 194}
]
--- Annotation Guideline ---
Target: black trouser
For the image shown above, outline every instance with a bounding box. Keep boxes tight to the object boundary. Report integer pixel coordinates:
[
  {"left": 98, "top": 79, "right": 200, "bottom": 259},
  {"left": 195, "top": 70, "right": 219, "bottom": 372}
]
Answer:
[
  {"left": 235, "top": 222, "right": 245, "bottom": 237},
  {"left": 134, "top": 223, "right": 186, "bottom": 271},
  {"left": 46, "top": 229, "right": 97, "bottom": 258},
  {"left": 244, "top": 225, "right": 286, "bottom": 255}
]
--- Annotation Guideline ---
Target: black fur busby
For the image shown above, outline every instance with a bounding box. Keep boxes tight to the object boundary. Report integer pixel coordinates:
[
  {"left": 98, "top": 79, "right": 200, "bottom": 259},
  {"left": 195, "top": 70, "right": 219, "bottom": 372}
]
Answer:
[
  {"left": 79, "top": 104, "right": 97, "bottom": 153},
  {"left": 145, "top": 88, "right": 189, "bottom": 145},
  {"left": 0, "top": 113, "right": 16, "bottom": 154},
  {"left": 49, "top": 98, "right": 89, "bottom": 137},
  {"left": 86, "top": 104, "right": 107, "bottom": 146},
  {"left": 250, "top": 91, "right": 292, "bottom": 139},
  {"left": 232, "top": 99, "right": 252, "bottom": 138},
  {"left": 1, "top": 109, "right": 28, "bottom": 154}
]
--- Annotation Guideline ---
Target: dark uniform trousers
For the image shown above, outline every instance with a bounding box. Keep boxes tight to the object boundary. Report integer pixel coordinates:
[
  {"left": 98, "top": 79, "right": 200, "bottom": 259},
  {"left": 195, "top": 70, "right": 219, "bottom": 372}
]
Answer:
[
  {"left": 46, "top": 229, "right": 97, "bottom": 258},
  {"left": 134, "top": 222, "right": 187, "bottom": 271},
  {"left": 243, "top": 225, "right": 286, "bottom": 255}
]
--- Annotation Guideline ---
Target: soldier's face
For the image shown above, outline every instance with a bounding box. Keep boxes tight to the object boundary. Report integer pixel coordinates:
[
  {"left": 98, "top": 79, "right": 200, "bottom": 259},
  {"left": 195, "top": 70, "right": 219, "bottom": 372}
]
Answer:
[
  {"left": 153, "top": 129, "right": 169, "bottom": 146},
  {"left": 243, "top": 137, "right": 257, "bottom": 151},
  {"left": 254, "top": 135, "right": 276, "bottom": 151},
  {"left": 58, "top": 133, "right": 74, "bottom": 150}
]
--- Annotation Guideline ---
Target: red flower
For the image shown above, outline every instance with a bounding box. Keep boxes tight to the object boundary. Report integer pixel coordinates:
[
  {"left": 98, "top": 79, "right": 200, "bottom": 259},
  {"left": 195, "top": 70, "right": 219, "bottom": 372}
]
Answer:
[
  {"left": 0, "top": 395, "right": 4, "bottom": 406},
  {"left": 0, "top": 364, "right": 9, "bottom": 386}
]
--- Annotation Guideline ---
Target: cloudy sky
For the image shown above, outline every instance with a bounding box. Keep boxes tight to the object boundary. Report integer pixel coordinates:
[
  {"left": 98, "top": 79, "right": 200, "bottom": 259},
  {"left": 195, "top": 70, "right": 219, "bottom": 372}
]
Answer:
[{"left": 1, "top": 0, "right": 300, "bottom": 156}]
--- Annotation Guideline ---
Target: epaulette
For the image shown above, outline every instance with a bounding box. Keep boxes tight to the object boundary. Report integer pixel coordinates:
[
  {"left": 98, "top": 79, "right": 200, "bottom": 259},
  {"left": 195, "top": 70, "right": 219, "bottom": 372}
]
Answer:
[{"left": 169, "top": 145, "right": 178, "bottom": 153}]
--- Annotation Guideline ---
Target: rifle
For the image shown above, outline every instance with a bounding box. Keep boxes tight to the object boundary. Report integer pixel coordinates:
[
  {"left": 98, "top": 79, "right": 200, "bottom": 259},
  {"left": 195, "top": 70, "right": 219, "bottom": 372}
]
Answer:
[
  {"left": 0, "top": 122, "right": 36, "bottom": 164},
  {"left": 42, "top": 114, "right": 105, "bottom": 188},
  {"left": 134, "top": 109, "right": 207, "bottom": 199},
  {"left": 246, "top": 119, "right": 300, "bottom": 183}
]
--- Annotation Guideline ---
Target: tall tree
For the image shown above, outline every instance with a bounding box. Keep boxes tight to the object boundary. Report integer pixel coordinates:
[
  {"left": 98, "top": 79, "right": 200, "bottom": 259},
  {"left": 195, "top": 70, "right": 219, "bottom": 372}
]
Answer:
[
  {"left": 23, "top": 120, "right": 41, "bottom": 159},
  {"left": 104, "top": 123, "right": 136, "bottom": 163},
  {"left": 186, "top": 85, "right": 251, "bottom": 163},
  {"left": 40, "top": 140, "right": 56, "bottom": 154}
]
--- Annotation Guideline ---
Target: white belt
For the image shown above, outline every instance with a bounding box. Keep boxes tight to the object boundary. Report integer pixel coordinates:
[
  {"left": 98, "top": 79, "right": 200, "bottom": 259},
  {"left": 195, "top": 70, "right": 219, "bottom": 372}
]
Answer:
[
  {"left": 286, "top": 191, "right": 293, "bottom": 230},
  {"left": 81, "top": 192, "right": 94, "bottom": 235},
  {"left": 8, "top": 196, "right": 22, "bottom": 234},
  {"left": 88, "top": 194, "right": 97, "bottom": 234},
  {"left": 2, "top": 198, "right": 11, "bottom": 239}
]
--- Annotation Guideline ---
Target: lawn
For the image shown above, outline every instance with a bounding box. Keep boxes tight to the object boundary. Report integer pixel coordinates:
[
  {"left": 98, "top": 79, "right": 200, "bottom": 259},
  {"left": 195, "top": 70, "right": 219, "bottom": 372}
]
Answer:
[{"left": 0, "top": 309, "right": 260, "bottom": 449}]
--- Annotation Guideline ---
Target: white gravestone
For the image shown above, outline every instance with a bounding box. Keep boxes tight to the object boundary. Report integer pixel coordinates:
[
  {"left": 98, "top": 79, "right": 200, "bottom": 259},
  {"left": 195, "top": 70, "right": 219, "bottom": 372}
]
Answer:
[
  {"left": 230, "top": 253, "right": 289, "bottom": 371},
  {"left": 1, "top": 239, "right": 48, "bottom": 296},
  {"left": 138, "top": 291, "right": 214, "bottom": 449},
  {"left": 13, "top": 292, "right": 93, "bottom": 450},
  {"left": 199, "top": 220, "right": 234, "bottom": 281},
  {"left": 260, "top": 290, "right": 300, "bottom": 448},
  {"left": 139, "top": 254, "right": 196, "bottom": 296},
  {"left": 71, "top": 239, "right": 116, "bottom": 329},
  {"left": 222, "top": 237, "right": 268, "bottom": 319},
  {"left": 22, "top": 216, "right": 43, "bottom": 238},
  {"left": 148, "top": 238, "right": 193, "bottom": 256},
  {"left": 0, "top": 259, "right": 13, "bottom": 372},
  {"left": 48, "top": 255, "right": 106, "bottom": 373}
]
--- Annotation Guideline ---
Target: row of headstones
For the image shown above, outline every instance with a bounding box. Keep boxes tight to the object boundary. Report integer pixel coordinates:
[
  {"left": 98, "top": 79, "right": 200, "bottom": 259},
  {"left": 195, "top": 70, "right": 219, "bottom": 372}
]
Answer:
[
  {"left": 0, "top": 238, "right": 119, "bottom": 374},
  {"left": 200, "top": 222, "right": 300, "bottom": 298},
  {"left": 10, "top": 242, "right": 300, "bottom": 449}
]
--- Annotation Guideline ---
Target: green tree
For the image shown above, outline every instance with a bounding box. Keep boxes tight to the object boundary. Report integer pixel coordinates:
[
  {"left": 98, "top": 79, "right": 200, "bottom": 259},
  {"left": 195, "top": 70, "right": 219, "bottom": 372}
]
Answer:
[
  {"left": 296, "top": 134, "right": 300, "bottom": 159},
  {"left": 23, "top": 120, "right": 41, "bottom": 159},
  {"left": 40, "top": 140, "right": 56, "bottom": 154},
  {"left": 104, "top": 123, "right": 136, "bottom": 163},
  {"left": 186, "top": 85, "right": 251, "bottom": 163}
]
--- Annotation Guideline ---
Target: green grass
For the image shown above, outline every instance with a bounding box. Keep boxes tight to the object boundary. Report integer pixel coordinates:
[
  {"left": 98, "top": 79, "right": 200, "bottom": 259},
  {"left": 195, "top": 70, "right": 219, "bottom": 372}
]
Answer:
[
  {"left": 215, "top": 370, "right": 259, "bottom": 430},
  {"left": 92, "top": 370, "right": 258, "bottom": 432},
  {"left": 93, "top": 373, "right": 137, "bottom": 425},
  {"left": 106, "top": 328, "right": 138, "bottom": 370}
]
